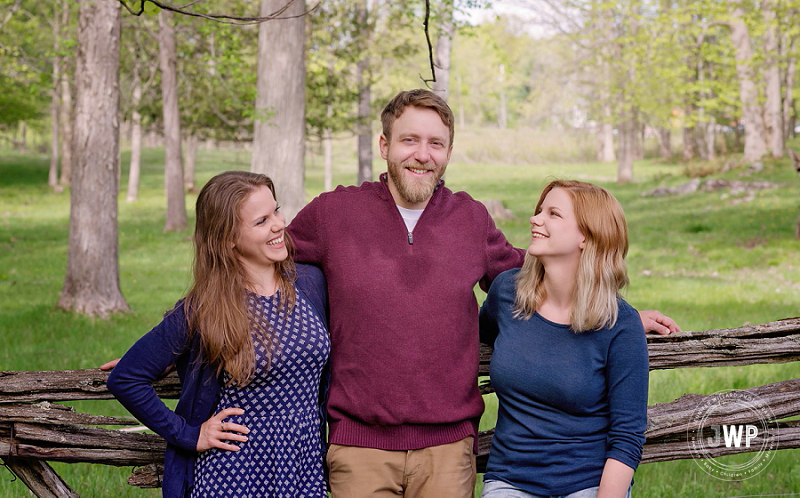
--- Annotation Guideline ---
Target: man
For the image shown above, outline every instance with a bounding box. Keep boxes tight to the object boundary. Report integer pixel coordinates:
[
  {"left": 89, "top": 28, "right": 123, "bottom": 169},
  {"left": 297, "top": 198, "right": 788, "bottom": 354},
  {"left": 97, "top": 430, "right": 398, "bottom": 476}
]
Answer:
[{"left": 287, "top": 89, "right": 677, "bottom": 497}]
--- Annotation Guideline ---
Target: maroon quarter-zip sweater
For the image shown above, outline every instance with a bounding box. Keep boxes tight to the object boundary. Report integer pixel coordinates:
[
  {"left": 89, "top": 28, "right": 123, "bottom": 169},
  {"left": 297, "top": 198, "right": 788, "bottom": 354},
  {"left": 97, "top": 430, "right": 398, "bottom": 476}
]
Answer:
[{"left": 288, "top": 174, "right": 524, "bottom": 451}]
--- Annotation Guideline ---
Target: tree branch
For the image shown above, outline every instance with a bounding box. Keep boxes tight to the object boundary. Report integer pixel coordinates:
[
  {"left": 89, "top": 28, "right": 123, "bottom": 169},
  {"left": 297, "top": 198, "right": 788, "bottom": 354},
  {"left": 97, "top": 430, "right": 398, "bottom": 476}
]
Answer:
[
  {"left": 117, "top": 0, "right": 319, "bottom": 25},
  {"left": 419, "top": 0, "right": 436, "bottom": 88},
  {"left": 0, "top": 0, "right": 22, "bottom": 32}
]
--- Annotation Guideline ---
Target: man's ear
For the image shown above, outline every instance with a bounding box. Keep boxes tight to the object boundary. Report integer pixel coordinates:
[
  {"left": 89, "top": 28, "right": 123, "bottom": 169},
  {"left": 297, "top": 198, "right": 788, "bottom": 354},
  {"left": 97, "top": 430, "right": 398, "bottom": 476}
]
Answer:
[{"left": 379, "top": 134, "right": 389, "bottom": 160}]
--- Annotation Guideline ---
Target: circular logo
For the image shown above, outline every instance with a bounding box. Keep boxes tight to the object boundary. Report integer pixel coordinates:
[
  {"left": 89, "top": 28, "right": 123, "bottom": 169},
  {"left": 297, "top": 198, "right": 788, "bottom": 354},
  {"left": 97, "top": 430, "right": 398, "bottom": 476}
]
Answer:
[{"left": 688, "top": 389, "right": 778, "bottom": 480}]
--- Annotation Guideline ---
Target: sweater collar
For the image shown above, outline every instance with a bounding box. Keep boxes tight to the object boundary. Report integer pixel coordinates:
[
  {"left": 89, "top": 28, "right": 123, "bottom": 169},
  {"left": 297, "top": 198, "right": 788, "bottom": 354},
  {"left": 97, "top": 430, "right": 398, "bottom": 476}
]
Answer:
[{"left": 378, "top": 172, "right": 445, "bottom": 208}]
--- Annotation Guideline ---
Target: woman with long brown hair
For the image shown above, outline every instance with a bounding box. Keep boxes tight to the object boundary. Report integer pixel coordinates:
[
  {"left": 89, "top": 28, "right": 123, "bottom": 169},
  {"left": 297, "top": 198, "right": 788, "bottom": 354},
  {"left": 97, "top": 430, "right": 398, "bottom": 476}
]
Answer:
[
  {"left": 108, "top": 171, "right": 330, "bottom": 497},
  {"left": 479, "top": 180, "right": 648, "bottom": 498}
]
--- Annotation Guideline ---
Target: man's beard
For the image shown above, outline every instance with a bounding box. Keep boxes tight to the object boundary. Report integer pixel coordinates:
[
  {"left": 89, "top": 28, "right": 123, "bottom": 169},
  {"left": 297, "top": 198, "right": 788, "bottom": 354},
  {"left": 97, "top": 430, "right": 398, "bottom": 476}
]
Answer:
[{"left": 387, "top": 158, "right": 442, "bottom": 206}]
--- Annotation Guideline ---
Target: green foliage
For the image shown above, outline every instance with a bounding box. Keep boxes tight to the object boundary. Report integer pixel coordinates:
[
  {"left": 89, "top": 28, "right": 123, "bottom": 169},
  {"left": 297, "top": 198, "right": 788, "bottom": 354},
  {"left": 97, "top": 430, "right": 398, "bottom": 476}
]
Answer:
[
  {"left": 0, "top": 0, "right": 53, "bottom": 128},
  {"left": 305, "top": 0, "right": 362, "bottom": 139}
]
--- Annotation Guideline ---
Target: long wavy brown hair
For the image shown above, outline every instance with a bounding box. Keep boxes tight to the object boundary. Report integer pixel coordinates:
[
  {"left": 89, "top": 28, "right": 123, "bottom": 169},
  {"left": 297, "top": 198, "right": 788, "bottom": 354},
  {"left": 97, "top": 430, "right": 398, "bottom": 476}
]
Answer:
[
  {"left": 184, "top": 171, "right": 296, "bottom": 386},
  {"left": 514, "top": 180, "right": 629, "bottom": 332}
]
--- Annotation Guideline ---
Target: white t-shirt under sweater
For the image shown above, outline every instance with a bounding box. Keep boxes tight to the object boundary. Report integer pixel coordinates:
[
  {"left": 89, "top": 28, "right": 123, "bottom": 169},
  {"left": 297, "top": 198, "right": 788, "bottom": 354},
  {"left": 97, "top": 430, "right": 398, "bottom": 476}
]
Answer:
[{"left": 396, "top": 205, "right": 424, "bottom": 232}]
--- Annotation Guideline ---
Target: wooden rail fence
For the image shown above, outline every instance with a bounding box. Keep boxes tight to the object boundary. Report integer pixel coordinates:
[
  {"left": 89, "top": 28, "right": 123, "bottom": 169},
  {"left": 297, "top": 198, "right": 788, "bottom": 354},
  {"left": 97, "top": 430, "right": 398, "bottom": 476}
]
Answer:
[{"left": 2, "top": 317, "right": 799, "bottom": 496}]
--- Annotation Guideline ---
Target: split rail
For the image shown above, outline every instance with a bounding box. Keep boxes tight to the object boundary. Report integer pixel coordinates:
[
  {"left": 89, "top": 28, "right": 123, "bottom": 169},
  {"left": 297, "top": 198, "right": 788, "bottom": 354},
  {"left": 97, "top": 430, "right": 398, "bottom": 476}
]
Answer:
[{"left": 2, "top": 318, "right": 800, "bottom": 496}]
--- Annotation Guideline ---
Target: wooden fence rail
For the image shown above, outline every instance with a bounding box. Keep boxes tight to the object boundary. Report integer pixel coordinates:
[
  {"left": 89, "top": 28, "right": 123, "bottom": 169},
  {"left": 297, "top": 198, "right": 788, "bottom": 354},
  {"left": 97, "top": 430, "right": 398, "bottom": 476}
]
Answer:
[{"left": 1, "top": 317, "right": 799, "bottom": 496}]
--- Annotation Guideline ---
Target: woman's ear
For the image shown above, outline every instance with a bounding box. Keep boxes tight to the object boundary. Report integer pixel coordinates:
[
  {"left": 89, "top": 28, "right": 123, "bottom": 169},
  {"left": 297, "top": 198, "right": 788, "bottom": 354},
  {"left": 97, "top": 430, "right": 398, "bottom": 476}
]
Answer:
[{"left": 579, "top": 235, "right": 586, "bottom": 250}]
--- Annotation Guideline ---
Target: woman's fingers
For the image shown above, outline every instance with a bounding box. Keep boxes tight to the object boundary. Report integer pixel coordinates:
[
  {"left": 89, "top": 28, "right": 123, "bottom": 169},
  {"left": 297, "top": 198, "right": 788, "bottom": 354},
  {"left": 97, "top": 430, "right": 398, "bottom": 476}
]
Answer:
[{"left": 197, "top": 408, "right": 249, "bottom": 452}]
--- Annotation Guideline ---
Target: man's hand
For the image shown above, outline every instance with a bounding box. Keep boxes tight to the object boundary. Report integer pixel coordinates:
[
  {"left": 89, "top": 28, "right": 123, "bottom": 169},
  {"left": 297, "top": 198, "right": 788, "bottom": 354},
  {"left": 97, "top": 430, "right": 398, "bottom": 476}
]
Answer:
[
  {"left": 100, "top": 359, "right": 120, "bottom": 370},
  {"left": 639, "top": 310, "right": 680, "bottom": 335}
]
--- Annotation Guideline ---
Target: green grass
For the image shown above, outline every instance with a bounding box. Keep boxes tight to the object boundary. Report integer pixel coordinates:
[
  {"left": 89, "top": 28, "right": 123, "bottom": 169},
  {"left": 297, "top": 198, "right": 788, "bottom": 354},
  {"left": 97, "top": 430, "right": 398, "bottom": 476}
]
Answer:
[{"left": 2, "top": 136, "right": 800, "bottom": 496}]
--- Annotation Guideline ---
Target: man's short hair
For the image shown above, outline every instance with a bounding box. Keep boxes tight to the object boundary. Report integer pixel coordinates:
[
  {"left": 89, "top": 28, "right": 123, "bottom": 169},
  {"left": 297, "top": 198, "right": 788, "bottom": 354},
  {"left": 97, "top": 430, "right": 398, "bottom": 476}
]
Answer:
[{"left": 381, "top": 89, "right": 455, "bottom": 147}]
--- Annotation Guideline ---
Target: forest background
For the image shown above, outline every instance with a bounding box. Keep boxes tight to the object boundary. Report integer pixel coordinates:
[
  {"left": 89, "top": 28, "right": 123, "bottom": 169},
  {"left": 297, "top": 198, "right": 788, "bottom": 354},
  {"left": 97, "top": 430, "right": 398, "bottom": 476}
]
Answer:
[{"left": 1, "top": 0, "right": 800, "bottom": 496}]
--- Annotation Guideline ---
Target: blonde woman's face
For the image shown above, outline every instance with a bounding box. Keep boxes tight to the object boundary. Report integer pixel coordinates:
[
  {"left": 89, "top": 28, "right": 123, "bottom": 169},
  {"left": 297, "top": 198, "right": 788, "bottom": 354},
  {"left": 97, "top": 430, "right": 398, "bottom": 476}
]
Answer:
[{"left": 527, "top": 188, "right": 586, "bottom": 262}]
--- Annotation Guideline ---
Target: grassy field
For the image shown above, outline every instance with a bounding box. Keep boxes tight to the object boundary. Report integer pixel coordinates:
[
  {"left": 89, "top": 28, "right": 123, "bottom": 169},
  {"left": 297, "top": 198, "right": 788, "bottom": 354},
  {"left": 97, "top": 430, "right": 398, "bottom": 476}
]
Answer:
[{"left": 1, "top": 133, "right": 800, "bottom": 497}]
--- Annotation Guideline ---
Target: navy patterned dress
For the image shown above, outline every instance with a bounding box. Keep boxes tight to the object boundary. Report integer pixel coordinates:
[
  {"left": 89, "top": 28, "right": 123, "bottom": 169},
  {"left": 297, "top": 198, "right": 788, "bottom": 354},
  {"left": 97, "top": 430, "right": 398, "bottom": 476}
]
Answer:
[{"left": 190, "top": 289, "right": 330, "bottom": 497}]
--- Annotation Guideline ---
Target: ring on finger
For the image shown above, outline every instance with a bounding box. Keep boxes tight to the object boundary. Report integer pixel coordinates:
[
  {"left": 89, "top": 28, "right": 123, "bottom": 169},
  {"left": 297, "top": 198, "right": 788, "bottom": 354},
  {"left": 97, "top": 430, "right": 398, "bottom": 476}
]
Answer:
[{"left": 220, "top": 422, "right": 225, "bottom": 432}]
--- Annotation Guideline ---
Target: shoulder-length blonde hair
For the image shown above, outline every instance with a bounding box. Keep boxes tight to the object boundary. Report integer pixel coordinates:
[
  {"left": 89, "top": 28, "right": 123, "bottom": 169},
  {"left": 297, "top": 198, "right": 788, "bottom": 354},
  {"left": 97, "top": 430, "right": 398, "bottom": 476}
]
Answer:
[
  {"left": 514, "top": 180, "right": 629, "bottom": 332},
  {"left": 184, "top": 171, "right": 297, "bottom": 386}
]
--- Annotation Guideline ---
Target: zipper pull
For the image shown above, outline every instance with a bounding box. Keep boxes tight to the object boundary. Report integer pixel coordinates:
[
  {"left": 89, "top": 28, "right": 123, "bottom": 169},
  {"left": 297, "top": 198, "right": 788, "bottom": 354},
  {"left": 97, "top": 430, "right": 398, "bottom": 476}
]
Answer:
[{"left": 407, "top": 232, "right": 414, "bottom": 245}]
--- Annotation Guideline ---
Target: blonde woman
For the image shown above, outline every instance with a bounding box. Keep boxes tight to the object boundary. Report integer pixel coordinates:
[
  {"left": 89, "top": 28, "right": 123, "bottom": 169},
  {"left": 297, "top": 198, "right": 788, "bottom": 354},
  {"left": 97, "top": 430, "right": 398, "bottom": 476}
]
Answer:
[
  {"left": 107, "top": 171, "right": 330, "bottom": 497},
  {"left": 480, "top": 180, "right": 648, "bottom": 498}
]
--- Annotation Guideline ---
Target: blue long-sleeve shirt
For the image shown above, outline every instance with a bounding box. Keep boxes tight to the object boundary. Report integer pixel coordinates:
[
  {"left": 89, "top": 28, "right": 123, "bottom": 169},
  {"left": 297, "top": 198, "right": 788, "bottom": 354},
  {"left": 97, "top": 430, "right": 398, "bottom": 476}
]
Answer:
[{"left": 479, "top": 269, "right": 648, "bottom": 495}]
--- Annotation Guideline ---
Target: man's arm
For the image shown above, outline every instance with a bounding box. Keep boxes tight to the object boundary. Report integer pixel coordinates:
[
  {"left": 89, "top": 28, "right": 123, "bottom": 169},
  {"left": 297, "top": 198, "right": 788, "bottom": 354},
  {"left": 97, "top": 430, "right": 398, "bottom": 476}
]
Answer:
[
  {"left": 638, "top": 310, "right": 680, "bottom": 335},
  {"left": 287, "top": 195, "right": 326, "bottom": 264}
]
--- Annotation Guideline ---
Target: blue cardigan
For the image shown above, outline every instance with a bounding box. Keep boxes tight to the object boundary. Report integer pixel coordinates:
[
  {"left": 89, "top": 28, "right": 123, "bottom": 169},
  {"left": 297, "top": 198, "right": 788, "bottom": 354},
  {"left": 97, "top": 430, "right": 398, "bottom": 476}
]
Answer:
[
  {"left": 479, "top": 269, "right": 648, "bottom": 495},
  {"left": 107, "top": 264, "right": 329, "bottom": 498}
]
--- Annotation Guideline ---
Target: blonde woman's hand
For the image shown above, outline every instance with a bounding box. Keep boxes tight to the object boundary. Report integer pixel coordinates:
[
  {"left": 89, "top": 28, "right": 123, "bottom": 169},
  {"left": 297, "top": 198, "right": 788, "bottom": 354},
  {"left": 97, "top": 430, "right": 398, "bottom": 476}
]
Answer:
[{"left": 197, "top": 407, "right": 249, "bottom": 452}]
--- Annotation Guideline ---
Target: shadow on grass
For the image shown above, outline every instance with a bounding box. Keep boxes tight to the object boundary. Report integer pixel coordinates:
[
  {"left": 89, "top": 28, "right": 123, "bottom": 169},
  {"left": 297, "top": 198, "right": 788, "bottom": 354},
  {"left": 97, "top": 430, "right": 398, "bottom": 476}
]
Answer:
[{"left": 0, "top": 152, "right": 50, "bottom": 188}]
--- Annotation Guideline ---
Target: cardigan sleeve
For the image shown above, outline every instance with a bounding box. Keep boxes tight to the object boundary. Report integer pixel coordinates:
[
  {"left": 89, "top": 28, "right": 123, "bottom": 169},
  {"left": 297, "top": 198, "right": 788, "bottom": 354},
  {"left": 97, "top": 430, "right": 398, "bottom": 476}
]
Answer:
[
  {"left": 107, "top": 303, "right": 203, "bottom": 452},
  {"left": 603, "top": 302, "right": 649, "bottom": 470},
  {"left": 288, "top": 195, "right": 325, "bottom": 265},
  {"left": 294, "top": 263, "right": 328, "bottom": 324}
]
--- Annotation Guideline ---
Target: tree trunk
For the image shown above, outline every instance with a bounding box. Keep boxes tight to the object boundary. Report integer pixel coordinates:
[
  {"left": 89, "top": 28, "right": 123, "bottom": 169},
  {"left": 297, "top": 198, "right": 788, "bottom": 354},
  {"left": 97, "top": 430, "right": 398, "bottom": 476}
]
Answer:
[
  {"left": 58, "top": 0, "right": 72, "bottom": 187},
  {"left": 728, "top": 0, "right": 768, "bottom": 162},
  {"left": 49, "top": 8, "right": 60, "bottom": 190},
  {"left": 18, "top": 122, "right": 26, "bottom": 151},
  {"left": 696, "top": 59, "right": 710, "bottom": 161},
  {"left": 251, "top": 0, "right": 306, "bottom": 222},
  {"left": 633, "top": 113, "right": 643, "bottom": 160},
  {"left": 323, "top": 125, "right": 333, "bottom": 192},
  {"left": 782, "top": 31, "right": 796, "bottom": 141},
  {"left": 657, "top": 127, "right": 671, "bottom": 159},
  {"left": 158, "top": 10, "right": 187, "bottom": 232},
  {"left": 617, "top": 112, "right": 634, "bottom": 183},
  {"left": 126, "top": 70, "right": 142, "bottom": 203},
  {"left": 433, "top": 1, "right": 454, "bottom": 101},
  {"left": 497, "top": 64, "right": 507, "bottom": 129},
  {"left": 57, "top": 0, "right": 129, "bottom": 317},
  {"left": 682, "top": 125, "right": 696, "bottom": 160},
  {"left": 696, "top": 126, "right": 708, "bottom": 161},
  {"left": 356, "top": 56, "right": 372, "bottom": 185},
  {"left": 705, "top": 119, "right": 716, "bottom": 160},
  {"left": 456, "top": 74, "right": 465, "bottom": 130},
  {"left": 762, "top": 0, "right": 783, "bottom": 158},
  {"left": 599, "top": 122, "right": 615, "bottom": 163},
  {"left": 355, "top": 0, "right": 372, "bottom": 186},
  {"left": 597, "top": 81, "right": 615, "bottom": 162},
  {"left": 184, "top": 134, "right": 197, "bottom": 192}
]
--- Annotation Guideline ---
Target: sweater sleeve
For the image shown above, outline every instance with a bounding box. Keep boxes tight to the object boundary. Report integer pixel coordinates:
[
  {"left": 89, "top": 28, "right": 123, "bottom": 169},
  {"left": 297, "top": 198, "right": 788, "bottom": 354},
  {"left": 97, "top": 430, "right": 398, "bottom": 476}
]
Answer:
[
  {"left": 479, "top": 271, "right": 506, "bottom": 347},
  {"left": 288, "top": 195, "right": 325, "bottom": 265},
  {"left": 480, "top": 212, "right": 525, "bottom": 292},
  {"left": 106, "top": 303, "right": 202, "bottom": 452},
  {"left": 604, "top": 303, "right": 649, "bottom": 470}
]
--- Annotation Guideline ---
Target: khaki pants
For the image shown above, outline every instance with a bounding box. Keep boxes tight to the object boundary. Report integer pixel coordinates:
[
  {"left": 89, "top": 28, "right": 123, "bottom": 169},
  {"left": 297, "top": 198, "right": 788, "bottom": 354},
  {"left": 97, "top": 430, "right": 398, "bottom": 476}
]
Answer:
[{"left": 327, "top": 436, "right": 476, "bottom": 498}]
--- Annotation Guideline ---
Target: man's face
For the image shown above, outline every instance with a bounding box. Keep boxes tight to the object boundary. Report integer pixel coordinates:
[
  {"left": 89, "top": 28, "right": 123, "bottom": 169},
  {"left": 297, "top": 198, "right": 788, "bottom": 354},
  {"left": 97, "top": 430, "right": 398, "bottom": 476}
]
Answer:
[{"left": 380, "top": 106, "right": 453, "bottom": 210}]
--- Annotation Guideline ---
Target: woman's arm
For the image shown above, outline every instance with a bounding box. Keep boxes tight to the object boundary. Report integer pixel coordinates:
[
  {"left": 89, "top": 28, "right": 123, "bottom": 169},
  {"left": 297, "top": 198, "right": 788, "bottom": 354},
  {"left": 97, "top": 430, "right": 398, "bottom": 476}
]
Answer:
[
  {"left": 603, "top": 304, "right": 649, "bottom": 486},
  {"left": 597, "top": 458, "right": 635, "bottom": 498},
  {"left": 479, "top": 272, "right": 507, "bottom": 347},
  {"left": 107, "top": 304, "right": 205, "bottom": 451}
]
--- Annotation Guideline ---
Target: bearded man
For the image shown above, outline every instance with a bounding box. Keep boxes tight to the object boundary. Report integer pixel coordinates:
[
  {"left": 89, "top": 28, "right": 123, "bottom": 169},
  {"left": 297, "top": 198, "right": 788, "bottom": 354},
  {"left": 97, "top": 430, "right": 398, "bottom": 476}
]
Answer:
[{"left": 286, "top": 89, "right": 678, "bottom": 497}]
